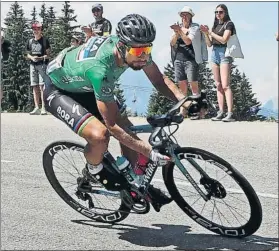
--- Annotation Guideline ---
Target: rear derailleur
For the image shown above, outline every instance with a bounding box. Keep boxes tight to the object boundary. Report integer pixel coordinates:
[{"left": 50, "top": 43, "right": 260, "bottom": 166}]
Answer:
[{"left": 75, "top": 176, "right": 95, "bottom": 209}]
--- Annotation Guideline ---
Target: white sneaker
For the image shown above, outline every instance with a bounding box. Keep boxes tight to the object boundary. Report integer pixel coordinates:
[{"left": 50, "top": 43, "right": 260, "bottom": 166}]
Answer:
[
  {"left": 29, "top": 107, "right": 41, "bottom": 115},
  {"left": 222, "top": 112, "right": 236, "bottom": 122},
  {"left": 41, "top": 108, "right": 47, "bottom": 115}
]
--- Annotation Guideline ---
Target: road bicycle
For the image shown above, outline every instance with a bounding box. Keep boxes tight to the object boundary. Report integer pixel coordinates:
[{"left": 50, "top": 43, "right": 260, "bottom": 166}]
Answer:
[{"left": 42, "top": 91, "right": 262, "bottom": 238}]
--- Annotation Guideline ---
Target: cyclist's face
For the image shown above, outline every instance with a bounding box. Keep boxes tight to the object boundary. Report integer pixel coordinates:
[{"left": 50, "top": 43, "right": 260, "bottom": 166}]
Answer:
[{"left": 125, "top": 44, "right": 152, "bottom": 71}]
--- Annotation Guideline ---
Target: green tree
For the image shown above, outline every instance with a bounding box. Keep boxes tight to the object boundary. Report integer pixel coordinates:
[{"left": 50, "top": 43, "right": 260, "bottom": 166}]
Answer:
[
  {"left": 230, "top": 67, "right": 265, "bottom": 121},
  {"left": 48, "top": 1, "right": 79, "bottom": 58},
  {"left": 197, "top": 62, "right": 217, "bottom": 104},
  {"left": 147, "top": 62, "right": 176, "bottom": 116},
  {"left": 58, "top": 1, "right": 79, "bottom": 50},
  {"left": 1, "top": 2, "right": 31, "bottom": 112},
  {"left": 43, "top": 6, "right": 56, "bottom": 39},
  {"left": 30, "top": 6, "right": 37, "bottom": 22},
  {"left": 114, "top": 79, "right": 126, "bottom": 104},
  {"left": 39, "top": 3, "right": 47, "bottom": 28}
]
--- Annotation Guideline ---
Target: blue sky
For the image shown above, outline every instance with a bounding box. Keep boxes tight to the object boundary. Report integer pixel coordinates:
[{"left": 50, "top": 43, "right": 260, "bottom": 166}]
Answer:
[{"left": 1, "top": 1, "right": 278, "bottom": 114}]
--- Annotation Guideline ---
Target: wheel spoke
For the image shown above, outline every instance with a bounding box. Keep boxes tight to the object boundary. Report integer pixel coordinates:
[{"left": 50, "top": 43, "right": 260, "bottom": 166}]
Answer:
[{"left": 43, "top": 142, "right": 130, "bottom": 223}]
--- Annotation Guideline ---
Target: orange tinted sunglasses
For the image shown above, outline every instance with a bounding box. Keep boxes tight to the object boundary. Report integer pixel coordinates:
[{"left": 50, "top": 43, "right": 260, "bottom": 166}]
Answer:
[{"left": 127, "top": 46, "right": 153, "bottom": 56}]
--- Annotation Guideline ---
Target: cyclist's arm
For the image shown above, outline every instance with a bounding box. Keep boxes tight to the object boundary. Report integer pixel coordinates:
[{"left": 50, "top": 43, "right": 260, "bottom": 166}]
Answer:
[
  {"left": 86, "top": 70, "right": 152, "bottom": 157},
  {"left": 143, "top": 61, "right": 185, "bottom": 102}
]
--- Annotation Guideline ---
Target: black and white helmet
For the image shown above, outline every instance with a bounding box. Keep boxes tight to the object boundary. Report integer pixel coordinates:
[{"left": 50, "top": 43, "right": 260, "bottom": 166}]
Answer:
[{"left": 116, "top": 14, "right": 156, "bottom": 46}]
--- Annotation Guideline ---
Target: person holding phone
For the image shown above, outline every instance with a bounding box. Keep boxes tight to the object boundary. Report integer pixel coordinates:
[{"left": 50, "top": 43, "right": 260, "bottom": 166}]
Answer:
[
  {"left": 170, "top": 6, "right": 205, "bottom": 119},
  {"left": 200, "top": 4, "right": 236, "bottom": 122},
  {"left": 26, "top": 22, "right": 50, "bottom": 115}
]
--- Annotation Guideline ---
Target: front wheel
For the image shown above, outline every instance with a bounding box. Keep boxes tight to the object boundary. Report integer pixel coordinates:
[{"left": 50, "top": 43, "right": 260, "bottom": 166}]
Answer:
[{"left": 163, "top": 147, "right": 262, "bottom": 238}]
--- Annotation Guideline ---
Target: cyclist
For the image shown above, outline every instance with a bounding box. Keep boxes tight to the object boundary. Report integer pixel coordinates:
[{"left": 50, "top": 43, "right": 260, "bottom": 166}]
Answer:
[{"left": 43, "top": 14, "right": 190, "bottom": 211}]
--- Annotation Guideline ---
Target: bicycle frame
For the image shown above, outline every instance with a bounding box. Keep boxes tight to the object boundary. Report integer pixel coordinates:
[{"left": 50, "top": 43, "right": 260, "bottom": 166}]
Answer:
[
  {"left": 127, "top": 123, "right": 209, "bottom": 201},
  {"left": 100, "top": 122, "right": 209, "bottom": 201},
  {"left": 99, "top": 91, "right": 213, "bottom": 201}
]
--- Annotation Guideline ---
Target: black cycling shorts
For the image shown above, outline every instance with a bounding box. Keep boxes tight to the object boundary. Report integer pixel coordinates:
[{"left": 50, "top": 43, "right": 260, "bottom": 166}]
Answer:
[{"left": 43, "top": 78, "right": 125, "bottom": 136}]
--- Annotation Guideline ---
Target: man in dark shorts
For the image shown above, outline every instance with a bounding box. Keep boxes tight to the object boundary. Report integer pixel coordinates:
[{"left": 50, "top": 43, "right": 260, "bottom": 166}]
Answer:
[
  {"left": 26, "top": 22, "right": 51, "bottom": 115},
  {"left": 43, "top": 14, "right": 195, "bottom": 211}
]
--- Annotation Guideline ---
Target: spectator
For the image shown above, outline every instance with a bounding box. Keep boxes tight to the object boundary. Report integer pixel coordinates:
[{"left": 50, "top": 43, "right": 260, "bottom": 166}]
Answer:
[
  {"left": 81, "top": 3, "right": 112, "bottom": 42},
  {"left": 170, "top": 6, "right": 207, "bottom": 118},
  {"left": 200, "top": 4, "right": 236, "bottom": 122},
  {"left": 276, "top": 32, "right": 279, "bottom": 41},
  {"left": 1, "top": 30, "right": 11, "bottom": 103},
  {"left": 1, "top": 30, "right": 11, "bottom": 61},
  {"left": 26, "top": 22, "right": 50, "bottom": 115},
  {"left": 70, "top": 35, "right": 83, "bottom": 47}
]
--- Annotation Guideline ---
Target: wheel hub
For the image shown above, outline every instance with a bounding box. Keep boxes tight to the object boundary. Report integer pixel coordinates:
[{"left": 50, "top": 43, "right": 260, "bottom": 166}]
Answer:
[{"left": 200, "top": 177, "right": 227, "bottom": 199}]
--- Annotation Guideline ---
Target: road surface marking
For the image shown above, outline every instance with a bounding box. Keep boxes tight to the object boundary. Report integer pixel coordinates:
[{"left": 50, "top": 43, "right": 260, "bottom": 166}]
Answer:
[
  {"left": 1, "top": 160, "right": 15, "bottom": 163},
  {"left": 152, "top": 178, "right": 278, "bottom": 199}
]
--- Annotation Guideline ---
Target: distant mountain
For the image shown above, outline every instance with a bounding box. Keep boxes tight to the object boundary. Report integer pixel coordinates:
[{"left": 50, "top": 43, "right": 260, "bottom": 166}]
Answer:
[{"left": 258, "top": 97, "right": 278, "bottom": 119}]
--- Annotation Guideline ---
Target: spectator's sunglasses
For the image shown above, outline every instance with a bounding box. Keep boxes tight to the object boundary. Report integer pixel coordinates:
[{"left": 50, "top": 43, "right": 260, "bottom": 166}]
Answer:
[
  {"left": 92, "top": 8, "right": 101, "bottom": 12},
  {"left": 215, "top": 10, "right": 224, "bottom": 14},
  {"left": 180, "top": 13, "right": 191, "bottom": 18},
  {"left": 126, "top": 45, "right": 153, "bottom": 57},
  {"left": 32, "top": 28, "right": 42, "bottom": 31}
]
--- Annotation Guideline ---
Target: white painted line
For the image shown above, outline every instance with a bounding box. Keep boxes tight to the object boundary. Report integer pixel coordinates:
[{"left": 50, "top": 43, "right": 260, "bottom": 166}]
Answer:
[
  {"left": 1, "top": 160, "right": 15, "bottom": 163},
  {"left": 152, "top": 178, "right": 278, "bottom": 199}
]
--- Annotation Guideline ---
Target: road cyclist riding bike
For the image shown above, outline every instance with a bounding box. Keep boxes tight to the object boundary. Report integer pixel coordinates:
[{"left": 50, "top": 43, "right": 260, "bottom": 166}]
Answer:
[
  {"left": 42, "top": 14, "right": 262, "bottom": 237},
  {"left": 43, "top": 14, "right": 208, "bottom": 212}
]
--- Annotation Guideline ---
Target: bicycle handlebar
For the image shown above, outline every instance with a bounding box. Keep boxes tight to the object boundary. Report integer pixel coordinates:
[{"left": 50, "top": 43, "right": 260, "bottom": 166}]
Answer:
[{"left": 148, "top": 90, "right": 210, "bottom": 148}]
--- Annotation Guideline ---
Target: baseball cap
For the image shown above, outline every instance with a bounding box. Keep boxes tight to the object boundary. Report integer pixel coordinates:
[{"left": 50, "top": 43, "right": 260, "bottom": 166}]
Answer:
[
  {"left": 32, "top": 22, "right": 43, "bottom": 29},
  {"left": 92, "top": 3, "right": 103, "bottom": 11},
  {"left": 71, "top": 35, "right": 79, "bottom": 41}
]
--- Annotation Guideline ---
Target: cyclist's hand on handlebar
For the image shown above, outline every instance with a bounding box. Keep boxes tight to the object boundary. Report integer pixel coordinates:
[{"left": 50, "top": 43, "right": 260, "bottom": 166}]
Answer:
[{"left": 149, "top": 150, "right": 172, "bottom": 165}]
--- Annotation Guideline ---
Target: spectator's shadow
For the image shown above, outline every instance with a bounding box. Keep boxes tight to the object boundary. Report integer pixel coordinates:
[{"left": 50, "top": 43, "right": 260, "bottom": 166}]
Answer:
[{"left": 71, "top": 220, "right": 278, "bottom": 250}]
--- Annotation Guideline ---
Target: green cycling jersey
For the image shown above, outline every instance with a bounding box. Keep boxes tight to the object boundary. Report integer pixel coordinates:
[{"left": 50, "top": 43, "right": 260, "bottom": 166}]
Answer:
[{"left": 47, "top": 35, "right": 152, "bottom": 102}]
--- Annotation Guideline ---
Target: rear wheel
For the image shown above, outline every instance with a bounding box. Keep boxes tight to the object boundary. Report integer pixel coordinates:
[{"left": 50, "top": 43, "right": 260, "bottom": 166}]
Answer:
[
  {"left": 163, "top": 147, "right": 262, "bottom": 237},
  {"left": 42, "top": 141, "right": 131, "bottom": 223}
]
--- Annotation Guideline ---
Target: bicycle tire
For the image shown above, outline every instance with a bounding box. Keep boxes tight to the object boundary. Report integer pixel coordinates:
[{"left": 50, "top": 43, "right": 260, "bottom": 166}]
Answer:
[
  {"left": 162, "top": 147, "right": 262, "bottom": 238},
  {"left": 42, "top": 140, "right": 131, "bottom": 224}
]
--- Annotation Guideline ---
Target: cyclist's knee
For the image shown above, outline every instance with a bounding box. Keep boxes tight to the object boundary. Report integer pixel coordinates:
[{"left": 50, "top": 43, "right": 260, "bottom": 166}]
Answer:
[{"left": 83, "top": 125, "right": 110, "bottom": 147}]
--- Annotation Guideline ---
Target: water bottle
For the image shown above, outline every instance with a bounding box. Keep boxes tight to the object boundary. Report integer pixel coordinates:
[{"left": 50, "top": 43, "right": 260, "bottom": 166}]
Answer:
[{"left": 116, "top": 156, "right": 140, "bottom": 186}]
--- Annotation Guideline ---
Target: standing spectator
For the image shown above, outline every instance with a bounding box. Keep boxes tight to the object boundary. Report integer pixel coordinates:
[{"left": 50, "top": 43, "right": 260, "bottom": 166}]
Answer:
[
  {"left": 1, "top": 30, "right": 11, "bottom": 103},
  {"left": 200, "top": 4, "right": 236, "bottom": 122},
  {"left": 26, "top": 22, "right": 50, "bottom": 115},
  {"left": 81, "top": 3, "right": 112, "bottom": 42},
  {"left": 170, "top": 6, "right": 207, "bottom": 118},
  {"left": 1, "top": 30, "right": 11, "bottom": 61}
]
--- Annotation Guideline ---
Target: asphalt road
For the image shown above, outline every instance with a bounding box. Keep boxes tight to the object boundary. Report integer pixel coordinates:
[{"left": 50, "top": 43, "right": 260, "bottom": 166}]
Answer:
[{"left": 1, "top": 114, "right": 278, "bottom": 250}]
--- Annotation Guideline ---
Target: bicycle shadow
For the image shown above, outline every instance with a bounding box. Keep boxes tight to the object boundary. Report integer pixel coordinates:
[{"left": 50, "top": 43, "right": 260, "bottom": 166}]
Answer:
[{"left": 71, "top": 220, "right": 278, "bottom": 250}]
